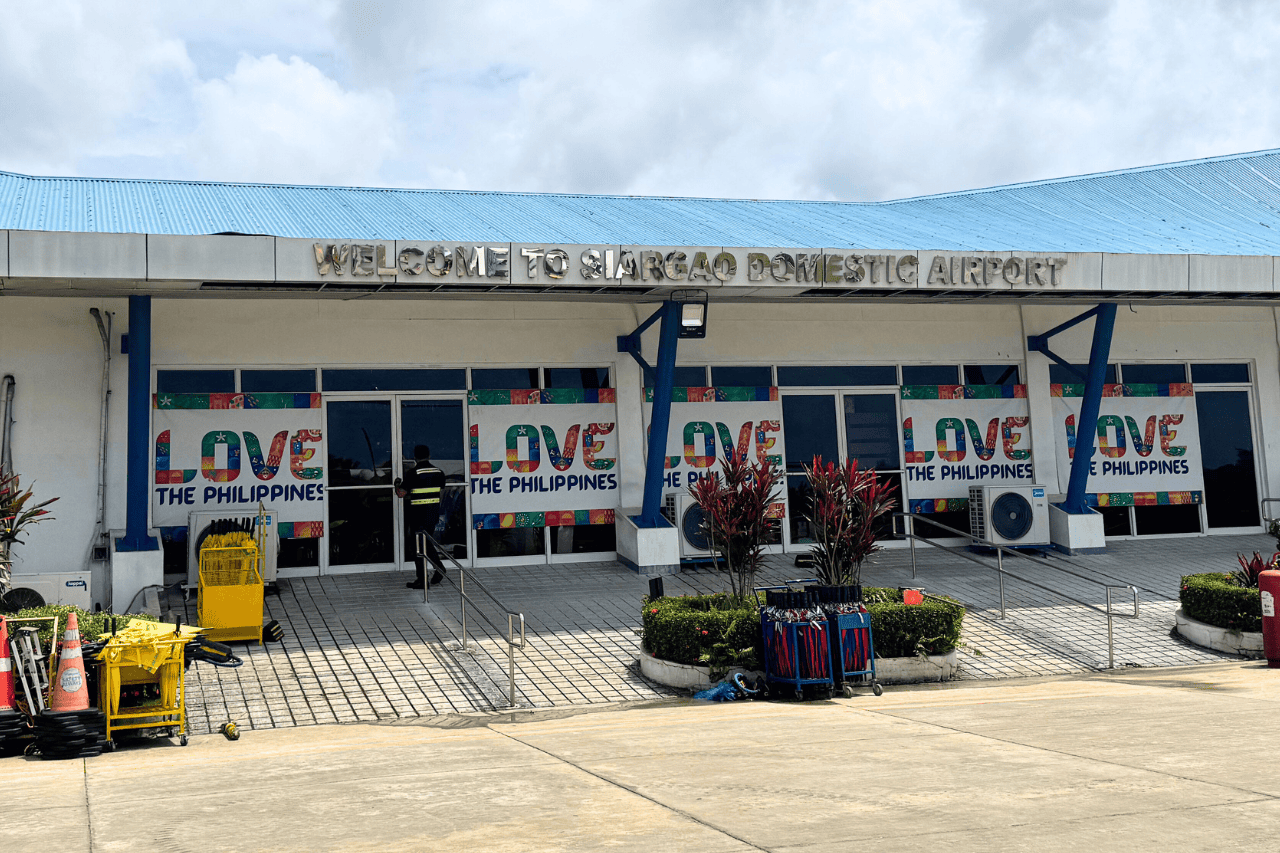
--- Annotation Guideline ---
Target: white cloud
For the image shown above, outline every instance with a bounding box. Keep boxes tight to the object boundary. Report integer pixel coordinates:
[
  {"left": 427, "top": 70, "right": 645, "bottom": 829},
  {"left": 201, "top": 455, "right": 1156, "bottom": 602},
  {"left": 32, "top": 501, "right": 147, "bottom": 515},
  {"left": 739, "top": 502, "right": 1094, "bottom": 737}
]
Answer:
[
  {"left": 188, "top": 54, "right": 400, "bottom": 186},
  {"left": 4, "top": 0, "right": 1280, "bottom": 200}
]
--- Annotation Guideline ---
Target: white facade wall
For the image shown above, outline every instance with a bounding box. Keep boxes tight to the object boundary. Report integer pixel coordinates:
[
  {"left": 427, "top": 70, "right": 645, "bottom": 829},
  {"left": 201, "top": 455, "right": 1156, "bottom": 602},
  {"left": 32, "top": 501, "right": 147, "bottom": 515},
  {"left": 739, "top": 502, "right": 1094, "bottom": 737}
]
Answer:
[{"left": 2, "top": 294, "right": 1275, "bottom": 606}]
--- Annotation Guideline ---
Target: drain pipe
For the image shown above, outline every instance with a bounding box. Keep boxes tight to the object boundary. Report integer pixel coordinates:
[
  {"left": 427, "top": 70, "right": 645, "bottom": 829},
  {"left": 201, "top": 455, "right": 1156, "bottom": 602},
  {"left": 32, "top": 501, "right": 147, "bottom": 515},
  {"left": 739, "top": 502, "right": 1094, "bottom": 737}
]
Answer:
[
  {"left": 0, "top": 374, "right": 14, "bottom": 477},
  {"left": 90, "top": 308, "right": 113, "bottom": 559}
]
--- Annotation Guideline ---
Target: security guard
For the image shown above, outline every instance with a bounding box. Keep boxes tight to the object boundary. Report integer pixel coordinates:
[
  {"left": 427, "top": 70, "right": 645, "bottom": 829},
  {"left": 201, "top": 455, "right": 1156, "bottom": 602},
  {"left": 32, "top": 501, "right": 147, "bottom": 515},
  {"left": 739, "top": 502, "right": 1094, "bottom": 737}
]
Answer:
[{"left": 394, "top": 444, "right": 448, "bottom": 589}]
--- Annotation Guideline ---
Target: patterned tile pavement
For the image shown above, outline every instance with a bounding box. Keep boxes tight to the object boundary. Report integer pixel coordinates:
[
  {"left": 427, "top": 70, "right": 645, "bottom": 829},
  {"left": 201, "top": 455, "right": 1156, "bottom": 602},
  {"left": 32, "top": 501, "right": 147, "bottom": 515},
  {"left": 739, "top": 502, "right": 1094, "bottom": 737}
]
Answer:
[{"left": 173, "top": 532, "right": 1272, "bottom": 735}]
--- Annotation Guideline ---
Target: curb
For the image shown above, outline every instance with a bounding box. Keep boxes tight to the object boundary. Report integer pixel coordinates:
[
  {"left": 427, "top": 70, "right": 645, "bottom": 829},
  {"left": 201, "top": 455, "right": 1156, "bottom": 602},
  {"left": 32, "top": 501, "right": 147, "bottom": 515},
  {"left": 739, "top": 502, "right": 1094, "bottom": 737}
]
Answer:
[
  {"left": 639, "top": 649, "right": 959, "bottom": 690},
  {"left": 1174, "top": 608, "right": 1264, "bottom": 658}
]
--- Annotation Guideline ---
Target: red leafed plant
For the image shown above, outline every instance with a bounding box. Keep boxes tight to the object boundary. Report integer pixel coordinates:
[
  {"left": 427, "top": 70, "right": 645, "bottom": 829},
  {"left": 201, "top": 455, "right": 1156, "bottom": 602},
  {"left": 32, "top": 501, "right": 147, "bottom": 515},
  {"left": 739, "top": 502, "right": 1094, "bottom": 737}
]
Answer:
[
  {"left": 0, "top": 472, "right": 57, "bottom": 549},
  {"left": 802, "top": 455, "right": 897, "bottom": 587},
  {"left": 687, "top": 451, "right": 783, "bottom": 602},
  {"left": 1232, "top": 551, "right": 1278, "bottom": 589}
]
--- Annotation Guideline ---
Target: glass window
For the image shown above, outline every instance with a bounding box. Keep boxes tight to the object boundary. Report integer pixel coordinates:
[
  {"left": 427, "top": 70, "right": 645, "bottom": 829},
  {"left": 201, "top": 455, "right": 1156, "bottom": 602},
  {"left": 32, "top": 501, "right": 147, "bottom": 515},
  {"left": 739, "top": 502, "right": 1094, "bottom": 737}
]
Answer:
[
  {"left": 278, "top": 538, "right": 319, "bottom": 569},
  {"left": 1120, "top": 363, "right": 1187, "bottom": 384},
  {"left": 1197, "top": 390, "right": 1260, "bottom": 528},
  {"left": 543, "top": 368, "right": 611, "bottom": 389},
  {"left": 776, "top": 365, "right": 896, "bottom": 386},
  {"left": 241, "top": 369, "right": 316, "bottom": 393},
  {"left": 901, "top": 365, "right": 959, "bottom": 386},
  {"left": 1134, "top": 504, "right": 1201, "bottom": 535},
  {"left": 322, "top": 369, "right": 465, "bottom": 392},
  {"left": 471, "top": 368, "right": 539, "bottom": 390},
  {"left": 645, "top": 366, "right": 709, "bottom": 388},
  {"left": 477, "top": 528, "right": 545, "bottom": 558},
  {"left": 326, "top": 401, "right": 393, "bottom": 486},
  {"left": 1191, "top": 363, "right": 1250, "bottom": 384},
  {"left": 156, "top": 369, "right": 234, "bottom": 393},
  {"left": 843, "top": 394, "right": 901, "bottom": 470},
  {"left": 549, "top": 524, "right": 617, "bottom": 554},
  {"left": 1048, "top": 363, "right": 1117, "bottom": 385},
  {"left": 1100, "top": 506, "right": 1132, "bottom": 537},
  {"left": 328, "top": 489, "right": 394, "bottom": 565},
  {"left": 711, "top": 366, "right": 772, "bottom": 387},
  {"left": 963, "top": 364, "right": 1021, "bottom": 386},
  {"left": 782, "top": 395, "right": 839, "bottom": 473}
]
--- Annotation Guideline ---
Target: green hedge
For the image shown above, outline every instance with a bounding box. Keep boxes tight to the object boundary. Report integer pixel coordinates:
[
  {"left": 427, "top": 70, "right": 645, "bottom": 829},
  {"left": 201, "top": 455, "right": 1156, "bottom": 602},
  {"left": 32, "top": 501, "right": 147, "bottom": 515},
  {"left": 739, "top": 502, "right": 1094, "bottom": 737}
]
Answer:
[
  {"left": 4, "top": 605, "right": 158, "bottom": 648},
  {"left": 1180, "top": 573, "right": 1262, "bottom": 633},
  {"left": 641, "top": 588, "right": 966, "bottom": 670},
  {"left": 642, "top": 594, "right": 760, "bottom": 669},
  {"left": 864, "top": 587, "right": 965, "bottom": 658}
]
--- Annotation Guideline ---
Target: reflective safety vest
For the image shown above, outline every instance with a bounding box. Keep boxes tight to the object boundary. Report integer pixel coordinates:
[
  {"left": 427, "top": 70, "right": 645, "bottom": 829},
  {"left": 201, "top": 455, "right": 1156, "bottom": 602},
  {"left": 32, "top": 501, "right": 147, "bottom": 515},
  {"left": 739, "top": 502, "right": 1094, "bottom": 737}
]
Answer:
[{"left": 408, "top": 465, "right": 445, "bottom": 507}]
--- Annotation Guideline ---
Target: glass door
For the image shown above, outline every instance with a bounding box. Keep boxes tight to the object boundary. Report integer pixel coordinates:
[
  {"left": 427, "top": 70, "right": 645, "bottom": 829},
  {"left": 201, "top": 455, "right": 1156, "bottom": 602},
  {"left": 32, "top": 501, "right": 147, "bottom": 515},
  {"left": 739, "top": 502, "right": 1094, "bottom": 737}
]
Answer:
[
  {"left": 1196, "top": 389, "right": 1262, "bottom": 531},
  {"left": 780, "top": 393, "right": 840, "bottom": 546},
  {"left": 325, "top": 399, "right": 396, "bottom": 571},
  {"left": 397, "top": 398, "right": 469, "bottom": 569},
  {"left": 841, "top": 393, "right": 903, "bottom": 539}
]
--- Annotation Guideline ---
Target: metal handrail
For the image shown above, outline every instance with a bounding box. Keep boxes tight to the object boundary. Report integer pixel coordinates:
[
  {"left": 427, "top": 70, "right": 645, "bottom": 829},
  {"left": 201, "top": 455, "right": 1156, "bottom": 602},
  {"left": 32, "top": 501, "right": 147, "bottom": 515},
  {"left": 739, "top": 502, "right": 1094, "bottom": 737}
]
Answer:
[
  {"left": 892, "top": 513, "right": 1139, "bottom": 669},
  {"left": 416, "top": 531, "right": 528, "bottom": 707},
  {"left": 1260, "top": 498, "right": 1280, "bottom": 524}
]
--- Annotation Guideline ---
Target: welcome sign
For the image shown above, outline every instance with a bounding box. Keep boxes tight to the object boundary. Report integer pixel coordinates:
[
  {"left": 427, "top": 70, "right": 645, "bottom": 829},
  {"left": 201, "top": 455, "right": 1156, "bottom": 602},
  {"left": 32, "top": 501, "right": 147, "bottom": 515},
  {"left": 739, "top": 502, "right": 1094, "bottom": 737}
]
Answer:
[
  {"left": 900, "top": 385, "right": 1035, "bottom": 513},
  {"left": 1051, "top": 384, "right": 1204, "bottom": 506},
  {"left": 468, "top": 389, "right": 619, "bottom": 529},
  {"left": 152, "top": 394, "right": 325, "bottom": 536}
]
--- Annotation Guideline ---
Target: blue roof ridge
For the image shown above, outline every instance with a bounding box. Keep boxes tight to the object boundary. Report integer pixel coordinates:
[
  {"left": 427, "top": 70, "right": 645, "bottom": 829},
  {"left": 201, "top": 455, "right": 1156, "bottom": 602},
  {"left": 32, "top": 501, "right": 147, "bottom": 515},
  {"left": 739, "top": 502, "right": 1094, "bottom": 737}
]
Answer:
[{"left": 878, "top": 147, "right": 1280, "bottom": 205}]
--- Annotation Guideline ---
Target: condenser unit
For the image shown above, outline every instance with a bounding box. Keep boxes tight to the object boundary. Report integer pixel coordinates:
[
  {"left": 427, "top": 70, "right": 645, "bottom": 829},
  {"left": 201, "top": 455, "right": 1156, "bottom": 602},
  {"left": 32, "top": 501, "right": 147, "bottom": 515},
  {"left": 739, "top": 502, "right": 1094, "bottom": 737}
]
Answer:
[
  {"left": 187, "top": 508, "right": 279, "bottom": 589},
  {"left": 674, "top": 494, "right": 714, "bottom": 560},
  {"left": 969, "top": 485, "right": 1050, "bottom": 547},
  {"left": 1, "top": 572, "right": 92, "bottom": 610}
]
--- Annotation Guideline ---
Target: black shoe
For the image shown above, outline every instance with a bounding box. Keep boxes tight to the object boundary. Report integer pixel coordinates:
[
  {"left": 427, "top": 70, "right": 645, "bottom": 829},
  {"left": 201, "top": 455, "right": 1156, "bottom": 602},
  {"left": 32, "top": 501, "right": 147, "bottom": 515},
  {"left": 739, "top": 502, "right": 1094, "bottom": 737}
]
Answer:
[
  {"left": 406, "top": 580, "right": 425, "bottom": 590},
  {"left": 429, "top": 569, "right": 446, "bottom": 586}
]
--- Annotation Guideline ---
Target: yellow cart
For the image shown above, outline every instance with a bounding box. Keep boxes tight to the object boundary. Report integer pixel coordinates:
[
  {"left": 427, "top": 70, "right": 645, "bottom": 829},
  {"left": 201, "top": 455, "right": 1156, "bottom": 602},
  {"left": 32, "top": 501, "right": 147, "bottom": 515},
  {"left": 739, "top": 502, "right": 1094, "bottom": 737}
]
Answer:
[
  {"left": 96, "top": 619, "right": 200, "bottom": 749},
  {"left": 198, "top": 544, "right": 264, "bottom": 643}
]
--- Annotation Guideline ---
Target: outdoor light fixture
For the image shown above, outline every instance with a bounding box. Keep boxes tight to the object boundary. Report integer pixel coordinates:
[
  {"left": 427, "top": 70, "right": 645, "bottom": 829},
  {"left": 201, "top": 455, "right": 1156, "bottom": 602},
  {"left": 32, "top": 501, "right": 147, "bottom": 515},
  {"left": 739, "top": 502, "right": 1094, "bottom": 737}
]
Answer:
[{"left": 673, "top": 289, "right": 708, "bottom": 339}]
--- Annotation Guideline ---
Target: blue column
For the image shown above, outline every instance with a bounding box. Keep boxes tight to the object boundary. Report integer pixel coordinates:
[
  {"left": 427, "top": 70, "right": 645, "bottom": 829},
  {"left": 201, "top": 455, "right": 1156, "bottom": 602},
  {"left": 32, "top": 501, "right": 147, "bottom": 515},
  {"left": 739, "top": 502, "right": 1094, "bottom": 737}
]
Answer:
[
  {"left": 1062, "top": 302, "right": 1117, "bottom": 514},
  {"left": 636, "top": 301, "right": 680, "bottom": 527},
  {"left": 117, "top": 295, "right": 158, "bottom": 551}
]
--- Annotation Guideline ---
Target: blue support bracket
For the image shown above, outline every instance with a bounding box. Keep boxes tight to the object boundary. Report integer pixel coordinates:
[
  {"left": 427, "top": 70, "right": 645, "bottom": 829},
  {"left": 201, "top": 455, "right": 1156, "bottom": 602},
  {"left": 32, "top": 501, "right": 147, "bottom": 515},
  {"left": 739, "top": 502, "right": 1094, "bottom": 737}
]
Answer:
[
  {"left": 619, "top": 302, "right": 681, "bottom": 527},
  {"left": 1026, "top": 303, "right": 1117, "bottom": 515}
]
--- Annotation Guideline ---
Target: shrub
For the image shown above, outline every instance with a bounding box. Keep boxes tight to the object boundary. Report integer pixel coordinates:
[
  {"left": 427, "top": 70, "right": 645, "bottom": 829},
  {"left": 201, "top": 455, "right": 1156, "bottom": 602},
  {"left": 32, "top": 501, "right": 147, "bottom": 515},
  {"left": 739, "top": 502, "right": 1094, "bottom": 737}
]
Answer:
[
  {"left": 864, "top": 587, "right": 965, "bottom": 658},
  {"left": 1181, "top": 573, "right": 1262, "bottom": 633},
  {"left": 641, "top": 587, "right": 966, "bottom": 672},
  {"left": 642, "top": 594, "right": 759, "bottom": 669},
  {"left": 5, "top": 604, "right": 158, "bottom": 648}
]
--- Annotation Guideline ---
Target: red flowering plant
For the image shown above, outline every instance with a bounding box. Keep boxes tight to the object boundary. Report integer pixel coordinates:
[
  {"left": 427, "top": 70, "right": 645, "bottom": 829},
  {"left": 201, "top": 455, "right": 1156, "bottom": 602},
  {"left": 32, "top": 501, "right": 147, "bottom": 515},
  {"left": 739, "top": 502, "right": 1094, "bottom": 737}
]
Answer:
[
  {"left": 687, "top": 449, "right": 783, "bottom": 602},
  {"left": 802, "top": 455, "right": 897, "bottom": 589},
  {"left": 1232, "top": 552, "right": 1279, "bottom": 589}
]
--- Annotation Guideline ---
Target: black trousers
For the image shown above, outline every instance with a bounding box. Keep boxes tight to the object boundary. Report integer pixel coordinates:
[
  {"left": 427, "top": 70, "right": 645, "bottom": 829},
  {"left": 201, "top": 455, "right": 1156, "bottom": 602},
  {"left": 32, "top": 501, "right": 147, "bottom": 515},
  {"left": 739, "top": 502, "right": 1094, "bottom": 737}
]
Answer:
[{"left": 409, "top": 509, "right": 447, "bottom": 583}]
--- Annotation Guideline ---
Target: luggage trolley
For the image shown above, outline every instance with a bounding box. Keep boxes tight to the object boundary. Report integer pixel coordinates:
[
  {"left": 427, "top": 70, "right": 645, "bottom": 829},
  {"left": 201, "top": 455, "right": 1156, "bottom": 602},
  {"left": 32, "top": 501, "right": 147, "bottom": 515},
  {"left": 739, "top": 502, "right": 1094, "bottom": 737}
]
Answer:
[
  {"left": 827, "top": 609, "right": 882, "bottom": 697},
  {"left": 754, "top": 580, "right": 834, "bottom": 700}
]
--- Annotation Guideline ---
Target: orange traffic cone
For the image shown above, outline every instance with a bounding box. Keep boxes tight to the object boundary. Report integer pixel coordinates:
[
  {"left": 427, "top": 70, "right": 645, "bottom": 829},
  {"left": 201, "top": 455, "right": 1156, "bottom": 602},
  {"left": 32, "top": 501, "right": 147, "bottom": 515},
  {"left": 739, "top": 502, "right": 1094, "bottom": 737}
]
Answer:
[
  {"left": 0, "top": 617, "right": 14, "bottom": 711},
  {"left": 49, "top": 612, "right": 89, "bottom": 712}
]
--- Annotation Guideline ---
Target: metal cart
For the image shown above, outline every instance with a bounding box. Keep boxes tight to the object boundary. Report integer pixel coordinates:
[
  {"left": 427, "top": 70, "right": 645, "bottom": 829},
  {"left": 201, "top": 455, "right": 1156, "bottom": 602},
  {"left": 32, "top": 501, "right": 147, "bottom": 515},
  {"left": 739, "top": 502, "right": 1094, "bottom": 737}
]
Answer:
[
  {"left": 827, "top": 609, "right": 882, "bottom": 697},
  {"left": 755, "top": 582, "right": 834, "bottom": 700},
  {"left": 198, "top": 543, "right": 264, "bottom": 644},
  {"left": 96, "top": 619, "right": 198, "bottom": 749}
]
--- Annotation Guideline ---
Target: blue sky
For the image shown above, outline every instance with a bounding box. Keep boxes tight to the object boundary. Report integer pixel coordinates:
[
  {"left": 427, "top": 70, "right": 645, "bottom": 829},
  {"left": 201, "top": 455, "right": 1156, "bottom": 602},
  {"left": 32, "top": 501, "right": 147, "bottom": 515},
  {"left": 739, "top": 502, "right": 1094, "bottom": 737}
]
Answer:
[{"left": 3, "top": 0, "right": 1278, "bottom": 201}]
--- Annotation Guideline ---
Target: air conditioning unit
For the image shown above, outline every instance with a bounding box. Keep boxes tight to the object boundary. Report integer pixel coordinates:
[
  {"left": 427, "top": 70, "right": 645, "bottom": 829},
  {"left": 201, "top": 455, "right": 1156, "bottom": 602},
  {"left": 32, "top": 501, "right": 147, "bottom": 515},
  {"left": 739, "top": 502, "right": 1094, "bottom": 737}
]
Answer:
[
  {"left": 969, "top": 485, "right": 1050, "bottom": 547},
  {"left": 3, "top": 572, "right": 92, "bottom": 610},
  {"left": 675, "top": 494, "right": 714, "bottom": 559},
  {"left": 187, "top": 508, "right": 279, "bottom": 589}
]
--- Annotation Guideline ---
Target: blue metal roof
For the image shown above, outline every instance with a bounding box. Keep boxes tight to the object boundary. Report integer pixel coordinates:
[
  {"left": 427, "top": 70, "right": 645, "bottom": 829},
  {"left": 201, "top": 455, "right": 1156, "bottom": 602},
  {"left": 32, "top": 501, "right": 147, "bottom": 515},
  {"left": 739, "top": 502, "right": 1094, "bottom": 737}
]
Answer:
[{"left": 5, "top": 149, "right": 1280, "bottom": 253}]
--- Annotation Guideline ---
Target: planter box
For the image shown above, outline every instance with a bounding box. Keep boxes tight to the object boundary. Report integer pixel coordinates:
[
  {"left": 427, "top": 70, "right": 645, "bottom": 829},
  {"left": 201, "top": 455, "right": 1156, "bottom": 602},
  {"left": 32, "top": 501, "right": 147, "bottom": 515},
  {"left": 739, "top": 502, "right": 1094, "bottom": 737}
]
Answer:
[
  {"left": 1174, "top": 608, "right": 1264, "bottom": 658},
  {"left": 640, "top": 648, "right": 959, "bottom": 690}
]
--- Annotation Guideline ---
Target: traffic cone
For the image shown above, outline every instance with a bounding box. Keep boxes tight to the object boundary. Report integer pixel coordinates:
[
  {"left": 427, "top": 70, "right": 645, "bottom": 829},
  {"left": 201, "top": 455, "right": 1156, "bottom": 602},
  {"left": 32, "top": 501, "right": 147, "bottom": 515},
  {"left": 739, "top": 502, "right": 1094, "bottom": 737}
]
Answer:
[
  {"left": 0, "top": 617, "right": 14, "bottom": 712},
  {"left": 49, "top": 612, "right": 89, "bottom": 712}
]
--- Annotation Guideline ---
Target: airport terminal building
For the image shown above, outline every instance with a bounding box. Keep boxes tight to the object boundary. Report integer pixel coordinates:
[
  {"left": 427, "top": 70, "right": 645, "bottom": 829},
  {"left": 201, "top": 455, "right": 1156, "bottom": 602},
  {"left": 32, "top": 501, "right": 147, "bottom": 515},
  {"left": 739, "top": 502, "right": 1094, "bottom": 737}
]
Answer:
[{"left": 2, "top": 150, "right": 1279, "bottom": 610}]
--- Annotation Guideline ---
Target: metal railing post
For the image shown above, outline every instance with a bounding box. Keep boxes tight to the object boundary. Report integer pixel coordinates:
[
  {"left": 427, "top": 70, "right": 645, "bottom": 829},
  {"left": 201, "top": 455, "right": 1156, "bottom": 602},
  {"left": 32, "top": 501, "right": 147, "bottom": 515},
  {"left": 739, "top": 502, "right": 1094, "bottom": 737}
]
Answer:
[
  {"left": 459, "top": 569, "right": 468, "bottom": 651},
  {"left": 908, "top": 513, "right": 917, "bottom": 580},
  {"left": 997, "top": 548, "right": 1006, "bottom": 618},
  {"left": 1106, "top": 587, "right": 1115, "bottom": 669}
]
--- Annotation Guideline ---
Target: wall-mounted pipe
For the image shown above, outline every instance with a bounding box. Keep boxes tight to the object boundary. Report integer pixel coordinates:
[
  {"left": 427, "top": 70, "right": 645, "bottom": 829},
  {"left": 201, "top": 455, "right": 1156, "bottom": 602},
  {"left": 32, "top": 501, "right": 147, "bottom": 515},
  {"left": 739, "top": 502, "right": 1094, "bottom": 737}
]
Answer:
[
  {"left": 0, "top": 374, "right": 15, "bottom": 477},
  {"left": 90, "top": 308, "right": 113, "bottom": 558}
]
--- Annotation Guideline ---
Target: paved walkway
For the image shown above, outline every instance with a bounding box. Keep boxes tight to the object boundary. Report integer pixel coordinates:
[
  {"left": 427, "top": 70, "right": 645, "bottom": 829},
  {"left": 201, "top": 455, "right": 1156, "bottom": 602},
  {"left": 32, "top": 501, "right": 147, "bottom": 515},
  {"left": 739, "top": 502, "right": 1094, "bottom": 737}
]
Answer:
[
  {"left": 7, "top": 660, "right": 1280, "bottom": 852},
  {"left": 173, "top": 533, "right": 1270, "bottom": 736}
]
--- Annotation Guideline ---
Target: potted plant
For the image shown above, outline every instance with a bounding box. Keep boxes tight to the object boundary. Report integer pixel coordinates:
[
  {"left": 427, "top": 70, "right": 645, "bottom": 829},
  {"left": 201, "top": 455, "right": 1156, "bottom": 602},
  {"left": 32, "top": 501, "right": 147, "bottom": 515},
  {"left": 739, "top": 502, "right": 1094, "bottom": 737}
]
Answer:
[
  {"left": 687, "top": 451, "right": 784, "bottom": 602},
  {"left": 801, "top": 455, "right": 897, "bottom": 601}
]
